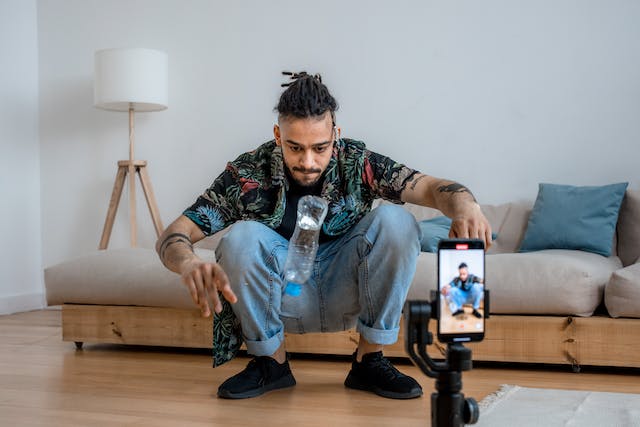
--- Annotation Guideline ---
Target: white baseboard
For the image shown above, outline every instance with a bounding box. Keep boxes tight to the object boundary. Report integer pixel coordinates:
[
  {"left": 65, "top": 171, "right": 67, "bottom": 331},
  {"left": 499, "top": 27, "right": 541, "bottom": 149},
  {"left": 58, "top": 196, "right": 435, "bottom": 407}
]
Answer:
[{"left": 0, "top": 292, "right": 46, "bottom": 315}]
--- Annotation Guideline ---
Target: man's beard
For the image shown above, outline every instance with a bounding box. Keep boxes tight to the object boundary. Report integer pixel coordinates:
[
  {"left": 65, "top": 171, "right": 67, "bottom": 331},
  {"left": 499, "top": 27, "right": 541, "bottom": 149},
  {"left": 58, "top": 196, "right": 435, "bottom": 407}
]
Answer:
[{"left": 287, "top": 165, "right": 323, "bottom": 187}]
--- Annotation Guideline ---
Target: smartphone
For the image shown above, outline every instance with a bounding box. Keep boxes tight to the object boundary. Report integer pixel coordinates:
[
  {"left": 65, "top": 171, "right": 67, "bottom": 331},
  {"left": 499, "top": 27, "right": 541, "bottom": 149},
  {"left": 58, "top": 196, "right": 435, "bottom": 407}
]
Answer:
[{"left": 437, "top": 239, "right": 485, "bottom": 343}]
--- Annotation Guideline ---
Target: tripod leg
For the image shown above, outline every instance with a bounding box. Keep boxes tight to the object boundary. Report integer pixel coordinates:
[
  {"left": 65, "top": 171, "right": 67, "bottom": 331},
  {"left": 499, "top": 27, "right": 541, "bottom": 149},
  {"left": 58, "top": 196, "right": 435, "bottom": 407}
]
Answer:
[
  {"left": 99, "top": 166, "right": 127, "bottom": 250},
  {"left": 137, "top": 166, "right": 164, "bottom": 237},
  {"left": 128, "top": 163, "right": 137, "bottom": 247},
  {"left": 127, "top": 109, "right": 137, "bottom": 248}
]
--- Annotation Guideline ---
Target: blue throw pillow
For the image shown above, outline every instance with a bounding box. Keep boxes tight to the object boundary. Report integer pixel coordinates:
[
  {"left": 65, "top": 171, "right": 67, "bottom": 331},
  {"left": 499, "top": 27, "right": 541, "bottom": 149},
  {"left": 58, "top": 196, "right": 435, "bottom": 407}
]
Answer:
[
  {"left": 419, "top": 216, "right": 453, "bottom": 252},
  {"left": 418, "top": 216, "right": 497, "bottom": 252},
  {"left": 519, "top": 182, "right": 628, "bottom": 257}
]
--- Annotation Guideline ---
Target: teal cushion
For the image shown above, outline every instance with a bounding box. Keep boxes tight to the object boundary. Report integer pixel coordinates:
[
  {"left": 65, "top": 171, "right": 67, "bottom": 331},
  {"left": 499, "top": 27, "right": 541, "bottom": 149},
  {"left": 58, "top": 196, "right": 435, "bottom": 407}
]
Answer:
[
  {"left": 419, "top": 216, "right": 453, "bottom": 252},
  {"left": 418, "top": 216, "right": 497, "bottom": 252},
  {"left": 519, "top": 182, "right": 628, "bottom": 257}
]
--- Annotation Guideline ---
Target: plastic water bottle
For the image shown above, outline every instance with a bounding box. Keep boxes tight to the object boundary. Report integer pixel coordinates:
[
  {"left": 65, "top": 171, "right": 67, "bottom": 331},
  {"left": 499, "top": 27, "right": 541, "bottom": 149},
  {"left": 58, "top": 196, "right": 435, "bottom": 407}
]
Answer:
[{"left": 283, "top": 195, "right": 328, "bottom": 289}]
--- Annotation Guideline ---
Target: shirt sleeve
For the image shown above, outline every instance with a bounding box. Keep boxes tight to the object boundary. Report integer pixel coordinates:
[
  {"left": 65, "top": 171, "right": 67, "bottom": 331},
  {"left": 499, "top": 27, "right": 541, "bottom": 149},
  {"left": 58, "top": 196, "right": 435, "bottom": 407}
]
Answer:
[
  {"left": 362, "top": 149, "right": 420, "bottom": 203},
  {"left": 182, "top": 164, "right": 241, "bottom": 236}
]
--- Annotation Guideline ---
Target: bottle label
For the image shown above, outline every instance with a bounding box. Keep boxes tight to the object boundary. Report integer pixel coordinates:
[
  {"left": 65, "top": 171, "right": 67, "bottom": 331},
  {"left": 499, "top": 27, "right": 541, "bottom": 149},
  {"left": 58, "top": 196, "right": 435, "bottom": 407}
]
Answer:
[{"left": 284, "top": 282, "right": 302, "bottom": 297}]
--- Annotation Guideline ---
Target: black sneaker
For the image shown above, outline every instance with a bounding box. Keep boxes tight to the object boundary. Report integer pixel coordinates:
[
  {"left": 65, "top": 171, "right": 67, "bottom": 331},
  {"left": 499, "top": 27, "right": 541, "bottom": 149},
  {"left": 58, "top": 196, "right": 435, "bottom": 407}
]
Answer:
[
  {"left": 452, "top": 309, "right": 465, "bottom": 317},
  {"left": 344, "top": 351, "right": 423, "bottom": 399},
  {"left": 217, "top": 356, "right": 296, "bottom": 399},
  {"left": 472, "top": 309, "right": 482, "bottom": 318}
]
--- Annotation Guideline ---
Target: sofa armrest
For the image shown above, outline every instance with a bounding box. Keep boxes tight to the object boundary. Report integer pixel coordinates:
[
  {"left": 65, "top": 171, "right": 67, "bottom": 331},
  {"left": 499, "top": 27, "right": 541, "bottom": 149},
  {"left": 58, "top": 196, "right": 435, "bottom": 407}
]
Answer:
[
  {"left": 617, "top": 189, "right": 640, "bottom": 267},
  {"left": 605, "top": 262, "right": 640, "bottom": 318}
]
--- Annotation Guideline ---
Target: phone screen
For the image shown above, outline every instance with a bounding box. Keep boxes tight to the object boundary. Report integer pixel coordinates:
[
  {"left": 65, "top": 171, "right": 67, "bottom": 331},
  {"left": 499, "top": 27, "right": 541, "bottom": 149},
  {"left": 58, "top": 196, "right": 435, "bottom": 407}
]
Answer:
[{"left": 437, "top": 240, "right": 485, "bottom": 342}]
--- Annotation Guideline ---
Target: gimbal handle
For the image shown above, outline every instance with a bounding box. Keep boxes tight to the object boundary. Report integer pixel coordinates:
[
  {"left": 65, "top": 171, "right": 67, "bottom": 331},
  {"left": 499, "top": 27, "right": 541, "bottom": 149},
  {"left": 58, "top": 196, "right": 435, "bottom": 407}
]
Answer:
[
  {"left": 404, "top": 290, "right": 490, "bottom": 377},
  {"left": 404, "top": 298, "right": 444, "bottom": 378},
  {"left": 403, "top": 291, "right": 490, "bottom": 427}
]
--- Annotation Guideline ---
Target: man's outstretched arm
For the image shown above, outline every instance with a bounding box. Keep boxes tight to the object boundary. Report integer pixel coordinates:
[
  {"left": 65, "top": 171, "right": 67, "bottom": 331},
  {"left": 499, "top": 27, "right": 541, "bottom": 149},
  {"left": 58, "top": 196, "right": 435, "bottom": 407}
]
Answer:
[
  {"left": 156, "top": 215, "right": 237, "bottom": 317},
  {"left": 400, "top": 173, "right": 492, "bottom": 249}
]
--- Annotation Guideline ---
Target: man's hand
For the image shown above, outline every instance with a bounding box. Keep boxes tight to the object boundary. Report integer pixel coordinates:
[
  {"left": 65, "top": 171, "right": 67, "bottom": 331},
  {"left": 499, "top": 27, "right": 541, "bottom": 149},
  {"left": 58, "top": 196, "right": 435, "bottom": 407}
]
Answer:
[
  {"left": 156, "top": 215, "right": 238, "bottom": 317},
  {"left": 180, "top": 259, "right": 238, "bottom": 317},
  {"left": 441, "top": 285, "right": 450, "bottom": 296},
  {"left": 449, "top": 203, "right": 493, "bottom": 250},
  {"left": 401, "top": 174, "right": 493, "bottom": 250}
]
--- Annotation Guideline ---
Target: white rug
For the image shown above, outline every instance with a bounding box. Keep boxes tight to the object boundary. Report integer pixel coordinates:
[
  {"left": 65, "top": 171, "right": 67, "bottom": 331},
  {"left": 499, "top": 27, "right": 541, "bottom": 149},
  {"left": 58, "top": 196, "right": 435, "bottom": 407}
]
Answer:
[{"left": 476, "top": 385, "right": 640, "bottom": 427}]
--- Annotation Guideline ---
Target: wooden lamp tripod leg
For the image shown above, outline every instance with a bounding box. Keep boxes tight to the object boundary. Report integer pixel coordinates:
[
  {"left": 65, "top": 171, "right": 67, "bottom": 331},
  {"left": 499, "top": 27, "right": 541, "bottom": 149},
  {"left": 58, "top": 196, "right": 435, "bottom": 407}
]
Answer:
[
  {"left": 128, "top": 107, "right": 137, "bottom": 247},
  {"left": 99, "top": 165, "right": 127, "bottom": 250},
  {"left": 137, "top": 165, "right": 164, "bottom": 237}
]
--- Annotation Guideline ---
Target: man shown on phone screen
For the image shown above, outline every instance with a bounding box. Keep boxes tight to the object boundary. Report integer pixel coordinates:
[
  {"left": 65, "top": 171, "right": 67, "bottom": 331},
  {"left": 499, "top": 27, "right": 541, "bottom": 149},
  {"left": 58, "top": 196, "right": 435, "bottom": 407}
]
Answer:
[
  {"left": 156, "top": 71, "right": 492, "bottom": 400},
  {"left": 442, "top": 262, "right": 484, "bottom": 318}
]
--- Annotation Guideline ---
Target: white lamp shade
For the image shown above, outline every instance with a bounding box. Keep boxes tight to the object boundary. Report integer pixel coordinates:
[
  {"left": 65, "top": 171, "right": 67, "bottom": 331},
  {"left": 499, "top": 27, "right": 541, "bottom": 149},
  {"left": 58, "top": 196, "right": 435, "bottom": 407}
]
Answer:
[{"left": 94, "top": 48, "right": 168, "bottom": 112}]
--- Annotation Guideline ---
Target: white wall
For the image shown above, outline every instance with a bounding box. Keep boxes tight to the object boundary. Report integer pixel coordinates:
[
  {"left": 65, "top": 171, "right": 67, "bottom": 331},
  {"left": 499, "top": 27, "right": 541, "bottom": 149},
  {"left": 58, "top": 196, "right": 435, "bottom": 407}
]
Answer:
[
  {"left": 0, "top": 0, "right": 43, "bottom": 314},
  {"left": 37, "top": 0, "right": 640, "bottom": 269}
]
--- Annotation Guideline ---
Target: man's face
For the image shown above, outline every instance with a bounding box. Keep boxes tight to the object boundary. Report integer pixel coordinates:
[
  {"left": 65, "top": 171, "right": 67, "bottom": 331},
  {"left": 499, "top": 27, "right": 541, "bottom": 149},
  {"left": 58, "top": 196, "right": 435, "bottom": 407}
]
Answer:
[
  {"left": 274, "top": 112, "right": 336, "bottom": 187},
  {"left": 459, "top": 267, "right": 469, "bottom": 281}
]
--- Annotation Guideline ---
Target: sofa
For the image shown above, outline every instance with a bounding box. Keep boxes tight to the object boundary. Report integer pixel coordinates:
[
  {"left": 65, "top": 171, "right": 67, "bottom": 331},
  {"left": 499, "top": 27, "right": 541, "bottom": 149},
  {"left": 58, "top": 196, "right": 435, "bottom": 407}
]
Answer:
[{"left": 45, "top": 188, "right": 640, "bottom": 370}]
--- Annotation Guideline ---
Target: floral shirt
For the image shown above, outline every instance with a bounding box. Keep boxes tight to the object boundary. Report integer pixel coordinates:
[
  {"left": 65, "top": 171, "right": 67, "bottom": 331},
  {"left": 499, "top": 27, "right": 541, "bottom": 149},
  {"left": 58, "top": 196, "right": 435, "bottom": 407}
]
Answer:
[{"left": 183, "top": 138, "right": 419, "bottom": 366}]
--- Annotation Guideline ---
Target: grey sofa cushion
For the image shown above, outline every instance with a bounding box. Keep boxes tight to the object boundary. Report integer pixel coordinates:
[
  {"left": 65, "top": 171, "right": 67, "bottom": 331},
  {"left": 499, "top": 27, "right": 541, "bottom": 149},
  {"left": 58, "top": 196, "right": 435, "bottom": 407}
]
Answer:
[
  {"left": 483, "top": 201, "right": 532, "bottom": 254},
  {"left": 605, "top": 262, "right": 640, "bottom": 318},
  {"left": 44, "top": 248, "right": 214, "bottom": 309},
  {"left": 618, "top": 189, "right": 640, "bottom": 267},
  {"left": 408, "top": 250, "right": 622, "bottom": 317}
]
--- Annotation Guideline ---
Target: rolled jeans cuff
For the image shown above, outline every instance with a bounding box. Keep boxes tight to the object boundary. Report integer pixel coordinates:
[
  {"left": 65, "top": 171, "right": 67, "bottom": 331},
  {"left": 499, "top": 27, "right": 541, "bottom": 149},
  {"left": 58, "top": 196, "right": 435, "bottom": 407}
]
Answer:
[
  {"left": 356, "top": 319, "right": 400, "bottom": 346},
  {"left": 244, "top": 329, "right": 285, "bottom": 357}
]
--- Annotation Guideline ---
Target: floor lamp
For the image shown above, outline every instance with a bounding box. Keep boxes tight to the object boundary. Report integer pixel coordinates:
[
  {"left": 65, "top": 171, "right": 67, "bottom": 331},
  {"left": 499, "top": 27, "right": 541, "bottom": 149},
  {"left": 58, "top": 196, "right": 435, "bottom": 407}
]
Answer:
[{"left": 94, "top": 48, "right": 168, "bottom": 249}]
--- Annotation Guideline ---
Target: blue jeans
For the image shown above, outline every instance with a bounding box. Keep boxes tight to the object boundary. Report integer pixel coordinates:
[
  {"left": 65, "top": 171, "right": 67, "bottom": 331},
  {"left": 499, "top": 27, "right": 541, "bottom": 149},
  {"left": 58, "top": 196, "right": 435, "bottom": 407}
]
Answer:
[
  {"left": 215, "top": 205, "right": 421, "bottom": 356},
  {"left": 447, "top": 283, "right": 484, "bottom": 313}
]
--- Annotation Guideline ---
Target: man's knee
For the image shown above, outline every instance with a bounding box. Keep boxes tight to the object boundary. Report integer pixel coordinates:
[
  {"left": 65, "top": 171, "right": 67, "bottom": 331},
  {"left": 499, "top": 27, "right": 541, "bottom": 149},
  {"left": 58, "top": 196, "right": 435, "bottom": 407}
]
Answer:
[
  {"left": 367, "top": 204, "right": 420, "bottom": 247},
  {"left": 372, "top": 204, "right": 416, "bottom": 227},
  {"left": 217, "top": 221, "right": 276, "bottom": 257},
  {"left": 471, "top": 283, "right": 484, "bottom": 296},
  {"left": 216, "top": 221, "right": 286, "bottom": 292},
  {"left": 448, "top": 287, "right": 462, "bottom": 299}
]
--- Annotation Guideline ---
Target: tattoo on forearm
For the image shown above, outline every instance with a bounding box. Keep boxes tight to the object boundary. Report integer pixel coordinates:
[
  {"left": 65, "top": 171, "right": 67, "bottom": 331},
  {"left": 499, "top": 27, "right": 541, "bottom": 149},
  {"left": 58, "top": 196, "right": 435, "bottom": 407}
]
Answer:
[
  {"left": 161, "top": 233, "right": 191, "bottom": 244},
  {"left": 159, "top": 233, "right": 191, "bottom": 252},
  {"left": 410, "top": 174, "right": 427, "bottom": 191},
  {"left": 160, "top": 238, "right": 193, "bottom": 260},
  {"left": 437, "top": 183, "right": 477, "bottom": 202},
  {"left": 159, "top": 233, "right": 194, "bottom": 262}
]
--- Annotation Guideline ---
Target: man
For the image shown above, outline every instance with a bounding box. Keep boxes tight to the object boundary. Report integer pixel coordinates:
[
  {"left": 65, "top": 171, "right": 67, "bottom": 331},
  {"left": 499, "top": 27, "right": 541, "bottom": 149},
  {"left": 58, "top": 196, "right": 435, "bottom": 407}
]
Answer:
[
  {"left": 442, "top": 263, "right": 485, "bottom": 318},
  {"left": 156, "top": 71, "right": 492, "bottom": 400}
]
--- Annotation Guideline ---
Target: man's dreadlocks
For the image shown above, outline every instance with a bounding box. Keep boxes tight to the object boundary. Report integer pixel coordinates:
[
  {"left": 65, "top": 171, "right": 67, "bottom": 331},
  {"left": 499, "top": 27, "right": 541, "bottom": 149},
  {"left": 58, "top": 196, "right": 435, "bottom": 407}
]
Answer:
[{"left": 275, "top": 71, "right": 338, "bottom": 124}]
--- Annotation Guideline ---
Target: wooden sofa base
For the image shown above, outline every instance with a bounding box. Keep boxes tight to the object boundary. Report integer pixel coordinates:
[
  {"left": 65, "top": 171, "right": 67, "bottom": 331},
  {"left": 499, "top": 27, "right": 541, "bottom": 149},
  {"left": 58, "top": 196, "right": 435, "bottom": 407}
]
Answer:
[{"left": 62, "top": 304, "right": 640, "bottom": 369}]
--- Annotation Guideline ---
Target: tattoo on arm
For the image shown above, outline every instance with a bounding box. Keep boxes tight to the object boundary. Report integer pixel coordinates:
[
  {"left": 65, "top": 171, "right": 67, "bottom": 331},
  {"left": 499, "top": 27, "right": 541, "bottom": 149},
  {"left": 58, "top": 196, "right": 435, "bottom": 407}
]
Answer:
[
  {"left": 409, "top": 174, "right": 427, "bottom": 191},
  {"left": 437, "top": 183, "right": 477, "bottom": 202},
  {"left": 160, "top": 238, "right": 193, "bottom": 260},
  {"left": 159, "top": 233, "right": 194, "bottom": 263},
  {"left": 159, "top": 233, "right": 192, "bottom": 253}
]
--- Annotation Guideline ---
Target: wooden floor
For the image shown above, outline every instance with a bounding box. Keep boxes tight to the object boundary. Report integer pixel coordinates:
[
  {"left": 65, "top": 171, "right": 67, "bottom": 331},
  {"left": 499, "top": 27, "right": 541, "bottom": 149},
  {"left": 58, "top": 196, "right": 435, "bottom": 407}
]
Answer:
[
  {"left": 2, "top": 310, "right": 640, "bottom": 427},
  {"left": 439, "top": 299, "right": 484, "bottom": 334}
]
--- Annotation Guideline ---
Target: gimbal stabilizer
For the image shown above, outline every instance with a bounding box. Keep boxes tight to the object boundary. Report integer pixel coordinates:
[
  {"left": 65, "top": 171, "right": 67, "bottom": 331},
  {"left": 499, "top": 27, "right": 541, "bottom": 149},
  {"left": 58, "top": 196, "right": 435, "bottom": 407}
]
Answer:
[{"left": 404, "top": 291, "right": 490, "bottom": 427}]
